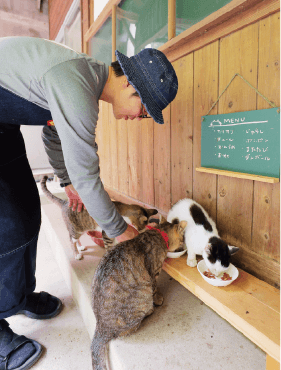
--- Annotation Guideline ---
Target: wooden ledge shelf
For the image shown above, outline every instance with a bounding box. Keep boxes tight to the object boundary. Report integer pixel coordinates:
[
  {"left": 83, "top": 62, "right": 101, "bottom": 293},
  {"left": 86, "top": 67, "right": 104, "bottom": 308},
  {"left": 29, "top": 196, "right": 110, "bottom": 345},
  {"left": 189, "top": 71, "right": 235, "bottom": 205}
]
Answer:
[
  {"left": 196, "top": 167, "right": 280, "bottom": 183},
  {"left": 162, "top": 256, "right": 280, "bottom": 364}
]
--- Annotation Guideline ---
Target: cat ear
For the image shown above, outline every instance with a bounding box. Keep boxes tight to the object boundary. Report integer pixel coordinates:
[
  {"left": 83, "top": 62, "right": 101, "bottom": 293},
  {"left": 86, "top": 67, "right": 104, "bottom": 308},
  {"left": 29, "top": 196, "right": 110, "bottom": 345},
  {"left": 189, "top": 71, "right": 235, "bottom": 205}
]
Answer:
[
  {"left": 228, "top": 246, "right": 239, "bottom": 255},
  {"left": 159, "top": 215, "right": 167, "bottom": 224},
  {"left": 177, "top": 220, "right": 187, "bottom": 233},
  {"left": 147, "top": 208, "right": 158, "bottom": 217}
]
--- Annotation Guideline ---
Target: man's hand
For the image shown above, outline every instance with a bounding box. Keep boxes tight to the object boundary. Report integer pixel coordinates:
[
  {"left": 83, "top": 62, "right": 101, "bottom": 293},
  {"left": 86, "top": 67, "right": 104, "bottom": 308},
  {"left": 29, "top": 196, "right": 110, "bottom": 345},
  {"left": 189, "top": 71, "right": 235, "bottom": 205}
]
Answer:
[
  {"left": 65, "top": 184, "right": 85, "bottom": 212},
  {"left": 115, "top": 224, "right": 139, "bottom": 243},
  {"left": 87, "top": 230, "right": 105, "bottom": 247}
]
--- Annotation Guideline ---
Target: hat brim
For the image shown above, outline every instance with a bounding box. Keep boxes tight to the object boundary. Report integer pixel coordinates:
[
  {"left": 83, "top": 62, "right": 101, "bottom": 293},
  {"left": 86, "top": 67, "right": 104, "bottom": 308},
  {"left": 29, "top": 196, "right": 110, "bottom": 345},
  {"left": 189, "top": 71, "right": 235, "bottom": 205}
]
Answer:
[{"left": 115, "top": 50, "right": 164, "bottom": 124}]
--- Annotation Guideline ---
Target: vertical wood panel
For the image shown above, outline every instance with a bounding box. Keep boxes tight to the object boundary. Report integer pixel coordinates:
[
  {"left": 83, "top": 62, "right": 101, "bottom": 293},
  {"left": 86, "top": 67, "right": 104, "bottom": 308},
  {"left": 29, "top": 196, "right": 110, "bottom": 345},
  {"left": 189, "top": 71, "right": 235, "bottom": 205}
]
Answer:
[
  {"left": 193, "top": 42, "right": 219, "bottom": 219},
  {"left": 101, "top": 102, "right": 111, "bottom": 187},
  {"left": 92, "top": 11, "right": 279, "bottom": 287},
  {"left": 252, "top": 12, "right": 280, "bottom": 261},
  {"left": 105, "top": 102, "right": 112, "bottom": 188},
  {"left": 171, "top": 55, "right": 193, "bottom": 205},
  {"left": 154, "top": 106, "right": 171, "bottom": 212},
  {"left": 218, "top": 24, "right": 259, "bottom": 250},
  {"left": 96, "top": 101, "right": 105, "bottom": 182},
  {"left": 108, "top": 108, "right": 119, "bottom": 190},
  {"left": 117, "top": 119, "right": 129, "bottom": 195},
  {"left": 141, "top": 119, "right": 154, "bottom": 205},
  {"left": 128, "top": 121, "right": 142, "bottom": 200}
]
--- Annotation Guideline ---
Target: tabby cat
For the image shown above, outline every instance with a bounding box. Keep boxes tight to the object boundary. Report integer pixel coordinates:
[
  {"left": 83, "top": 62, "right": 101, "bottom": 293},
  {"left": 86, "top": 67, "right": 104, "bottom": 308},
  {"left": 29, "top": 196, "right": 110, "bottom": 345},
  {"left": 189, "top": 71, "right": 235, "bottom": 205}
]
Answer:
[
  {"left": 40, "top": 176, "right": 158, "bottom": 259},
  {"left": 91, "top": 219, "right": 187, "bottom": 370}
]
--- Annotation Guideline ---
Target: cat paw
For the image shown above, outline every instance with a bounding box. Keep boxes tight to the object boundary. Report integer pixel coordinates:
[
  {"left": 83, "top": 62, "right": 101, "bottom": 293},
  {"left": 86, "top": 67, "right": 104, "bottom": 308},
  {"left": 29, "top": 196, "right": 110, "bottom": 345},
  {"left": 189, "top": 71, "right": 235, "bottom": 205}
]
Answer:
[
  {"left": 186, "top": 259, "right": 197, "bottom": 267},
  {"left": 77, "top": 245, "right": 86, "bottom": 251},
  {"left": 75, "top": 253, "right": 83, "bottom": 260},
  {"left": 153, "top": 292, "right": 164, "bottom": 306}
]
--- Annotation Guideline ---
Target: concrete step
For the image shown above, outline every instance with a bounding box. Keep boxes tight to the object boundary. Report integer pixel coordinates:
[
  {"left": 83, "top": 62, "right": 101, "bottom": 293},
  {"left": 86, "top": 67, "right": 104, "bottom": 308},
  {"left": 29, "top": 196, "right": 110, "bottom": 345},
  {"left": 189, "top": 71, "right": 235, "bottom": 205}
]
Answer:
[
  {"left": 39, "top": 185, "right": 266, "bottom": 370},
  {"left": 7, "top": 222, "right": 92, "bottom": 370},
  {"left": 32, "top": 168, "right": 54, "bottom": 182}
]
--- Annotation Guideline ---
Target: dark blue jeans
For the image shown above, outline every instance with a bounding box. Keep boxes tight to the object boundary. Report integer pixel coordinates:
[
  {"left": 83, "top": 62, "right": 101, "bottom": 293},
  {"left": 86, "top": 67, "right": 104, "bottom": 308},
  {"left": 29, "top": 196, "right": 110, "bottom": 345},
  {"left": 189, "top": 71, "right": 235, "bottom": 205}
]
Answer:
[{"left": 0, "top": 86, "right": 52, "bottom": 319}]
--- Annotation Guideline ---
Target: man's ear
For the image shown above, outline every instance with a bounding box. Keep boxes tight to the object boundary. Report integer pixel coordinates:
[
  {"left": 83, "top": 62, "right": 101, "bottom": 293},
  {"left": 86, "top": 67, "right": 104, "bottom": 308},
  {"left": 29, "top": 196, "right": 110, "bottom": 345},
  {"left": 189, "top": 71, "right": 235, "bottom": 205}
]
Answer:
[{"left": 122, "top": 78, "right": 130, "bottom": 89}]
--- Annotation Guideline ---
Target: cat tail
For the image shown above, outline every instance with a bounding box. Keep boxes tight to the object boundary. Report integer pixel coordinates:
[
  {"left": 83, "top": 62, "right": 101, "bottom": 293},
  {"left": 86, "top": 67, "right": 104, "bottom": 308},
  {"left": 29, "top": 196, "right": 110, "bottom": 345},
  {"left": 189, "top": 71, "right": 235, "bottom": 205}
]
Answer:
[
  {"left": 91, "top": 329, "right": 111, "bottom": 370},
  {"left": 40, "top": 176, "right": 65, "bottom": 208}
]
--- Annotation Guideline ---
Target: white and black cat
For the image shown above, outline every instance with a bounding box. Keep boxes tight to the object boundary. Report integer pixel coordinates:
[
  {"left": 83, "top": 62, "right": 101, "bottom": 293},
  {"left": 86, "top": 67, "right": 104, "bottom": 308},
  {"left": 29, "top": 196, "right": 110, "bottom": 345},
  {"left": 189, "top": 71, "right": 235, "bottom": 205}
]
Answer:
[{"left": 167, "top": 198, "right": 239, "bottom": 276}]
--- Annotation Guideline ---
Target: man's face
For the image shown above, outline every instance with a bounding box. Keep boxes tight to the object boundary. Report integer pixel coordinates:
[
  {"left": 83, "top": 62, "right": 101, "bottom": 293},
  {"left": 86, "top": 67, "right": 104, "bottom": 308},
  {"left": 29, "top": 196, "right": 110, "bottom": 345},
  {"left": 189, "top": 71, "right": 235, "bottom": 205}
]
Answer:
[{"left": 112, "top": 78, "right": 148, "bottom": 121}]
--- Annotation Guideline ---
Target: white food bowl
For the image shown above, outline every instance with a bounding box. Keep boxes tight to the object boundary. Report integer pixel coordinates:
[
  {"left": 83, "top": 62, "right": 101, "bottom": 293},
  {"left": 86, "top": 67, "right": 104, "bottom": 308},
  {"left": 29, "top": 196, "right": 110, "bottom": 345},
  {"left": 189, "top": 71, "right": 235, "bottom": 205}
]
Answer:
[
  {"left": 197, "top": 260, "right": 239, "bottom": 287},
  {"left": 166, "top": 249, "right": 187, "bottom": 258}
]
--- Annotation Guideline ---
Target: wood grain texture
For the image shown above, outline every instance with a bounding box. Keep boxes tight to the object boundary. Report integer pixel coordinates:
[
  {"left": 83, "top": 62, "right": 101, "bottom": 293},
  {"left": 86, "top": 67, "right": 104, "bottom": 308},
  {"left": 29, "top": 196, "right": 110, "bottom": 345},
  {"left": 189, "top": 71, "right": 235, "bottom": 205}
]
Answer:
[
  {"left": 96, "top": 101, "right": 105, "bottom": 183},
  {"left": 154, "top": 106, "right": 171, "bottom": 213},
  {"left": 108, "top": 108, "right": 119, "bottom": 190},
  {"left": 171, "top": 56, "right": 193, "bottom": 205},
  {"left": 117, "top": 118, "right": 129, "bottom": 195},
  {"left": 89, "top": 10, "right": 279, "bottom": 288},
  {"left": 217, "top": 24, "right": 258, "bottom": 252},
  {"left": 252, "top": 12, "right": 280, "bottom": 262},
  {"left": 193, "top": 42, "right": 219, "bottom": 220},
  {"left": 163, "top": 256, "right": 280, "bottom": 362},
  {"left": 141, "top": 118, "right": 154, "bottom": 205},
  {"left": 128, "top": 121, "right": 141, "bottom": 200},
  {"left": 102, "top": 102, "right": 111, "bottom": 188}
]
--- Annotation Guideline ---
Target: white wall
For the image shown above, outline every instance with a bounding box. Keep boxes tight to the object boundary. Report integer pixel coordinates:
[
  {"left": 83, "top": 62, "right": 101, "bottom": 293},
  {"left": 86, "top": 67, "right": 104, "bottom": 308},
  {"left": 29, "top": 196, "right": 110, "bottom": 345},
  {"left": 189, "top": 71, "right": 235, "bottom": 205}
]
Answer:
[{"left": 94, "top": 0, "right": 110, "bottom": 21}]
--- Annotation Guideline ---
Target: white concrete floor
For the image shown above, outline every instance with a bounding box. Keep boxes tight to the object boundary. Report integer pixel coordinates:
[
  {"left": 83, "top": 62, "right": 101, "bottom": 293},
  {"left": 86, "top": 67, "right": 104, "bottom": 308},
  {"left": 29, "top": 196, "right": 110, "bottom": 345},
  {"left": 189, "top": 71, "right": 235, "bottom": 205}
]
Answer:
[{"left": 7, "top": 226, "right": 92, "bottom": 370}]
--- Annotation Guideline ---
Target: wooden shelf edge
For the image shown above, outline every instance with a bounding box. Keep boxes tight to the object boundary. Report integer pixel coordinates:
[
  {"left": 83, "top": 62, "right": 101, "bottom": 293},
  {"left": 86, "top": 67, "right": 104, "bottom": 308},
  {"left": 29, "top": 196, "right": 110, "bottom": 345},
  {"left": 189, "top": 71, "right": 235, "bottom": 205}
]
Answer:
[
  {"left": 196, "top": 167, "right": 280, "bottom": 183},
  {"left": 162, "top": 260, "right": 280, "bottom": 362}
]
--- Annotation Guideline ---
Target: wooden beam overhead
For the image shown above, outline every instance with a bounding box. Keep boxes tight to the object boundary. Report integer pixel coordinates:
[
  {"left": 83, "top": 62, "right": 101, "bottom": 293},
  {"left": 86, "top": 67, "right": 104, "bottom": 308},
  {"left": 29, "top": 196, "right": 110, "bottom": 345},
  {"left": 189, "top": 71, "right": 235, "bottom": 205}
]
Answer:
[{"left": 85, "top": 0, "right": 122, "bottom": 42}]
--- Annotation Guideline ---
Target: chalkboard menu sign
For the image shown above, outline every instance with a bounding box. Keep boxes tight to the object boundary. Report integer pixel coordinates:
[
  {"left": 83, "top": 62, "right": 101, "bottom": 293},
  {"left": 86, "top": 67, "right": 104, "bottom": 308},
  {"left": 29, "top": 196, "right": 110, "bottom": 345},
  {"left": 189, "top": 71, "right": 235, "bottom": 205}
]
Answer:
[{"left": 200, "top": 108, "right": 280, "bottom": 179}]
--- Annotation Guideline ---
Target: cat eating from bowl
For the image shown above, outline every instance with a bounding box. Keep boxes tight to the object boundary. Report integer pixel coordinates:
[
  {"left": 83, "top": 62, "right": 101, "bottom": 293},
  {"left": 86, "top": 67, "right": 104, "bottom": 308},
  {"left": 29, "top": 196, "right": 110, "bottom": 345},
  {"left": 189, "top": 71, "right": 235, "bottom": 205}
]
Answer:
[{"left": 168, "top": 198, "right": 239, "bottom": 276}]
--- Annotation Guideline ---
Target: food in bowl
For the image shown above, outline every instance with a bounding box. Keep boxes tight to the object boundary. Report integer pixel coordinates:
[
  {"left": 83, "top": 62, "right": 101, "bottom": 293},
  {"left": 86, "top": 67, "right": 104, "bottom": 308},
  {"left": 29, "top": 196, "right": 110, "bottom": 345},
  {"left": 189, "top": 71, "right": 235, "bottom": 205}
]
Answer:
[
  {"left": 197, "top": 260, "right": 239, "bottom": 287},
  {"left": 221, "top": 272, "right": 232, "bottom": 281},
  {"left": 203, "top": 270, "right": 216, "bottom": 279}
]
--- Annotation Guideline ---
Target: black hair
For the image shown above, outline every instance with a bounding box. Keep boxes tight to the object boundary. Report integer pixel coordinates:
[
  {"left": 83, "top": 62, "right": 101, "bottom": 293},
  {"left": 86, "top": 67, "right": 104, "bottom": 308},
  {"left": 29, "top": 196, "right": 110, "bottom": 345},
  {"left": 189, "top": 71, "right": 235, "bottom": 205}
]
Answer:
[
  {"left": 111, "top": 60, "right": 124, "bottom": 77},
  {"left": 111, "top": 60, "right": 139, "bottom": 97}
]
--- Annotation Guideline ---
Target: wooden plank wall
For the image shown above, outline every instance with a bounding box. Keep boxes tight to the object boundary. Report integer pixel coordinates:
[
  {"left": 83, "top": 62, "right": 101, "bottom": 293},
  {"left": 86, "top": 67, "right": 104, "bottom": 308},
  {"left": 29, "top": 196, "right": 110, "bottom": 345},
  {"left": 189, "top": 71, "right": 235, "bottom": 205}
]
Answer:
[{"left": 96, "top": 11, "right": 280, "bottom": 288}]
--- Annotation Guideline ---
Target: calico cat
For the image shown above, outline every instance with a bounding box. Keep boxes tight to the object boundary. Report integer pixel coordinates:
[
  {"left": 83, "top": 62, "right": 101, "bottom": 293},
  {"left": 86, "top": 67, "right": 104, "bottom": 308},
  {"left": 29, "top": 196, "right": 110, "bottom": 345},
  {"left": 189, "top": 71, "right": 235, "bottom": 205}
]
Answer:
[
  {"left": 91, "top": 219, "right": 187, "bottom": 370},
  {"left": 167, "top": 198, "right": 239, "bottom": 276},
  {"left": 40, "top": 176, "right": 158, "bottom": 260}
]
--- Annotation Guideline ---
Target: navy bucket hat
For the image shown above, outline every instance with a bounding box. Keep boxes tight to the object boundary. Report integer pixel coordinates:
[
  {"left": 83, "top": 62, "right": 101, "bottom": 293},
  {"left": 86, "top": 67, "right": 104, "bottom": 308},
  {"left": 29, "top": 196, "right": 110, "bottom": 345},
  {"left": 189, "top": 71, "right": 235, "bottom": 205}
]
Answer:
[{"left": 115, "top": 48, "right": 178, "bottom": 124}]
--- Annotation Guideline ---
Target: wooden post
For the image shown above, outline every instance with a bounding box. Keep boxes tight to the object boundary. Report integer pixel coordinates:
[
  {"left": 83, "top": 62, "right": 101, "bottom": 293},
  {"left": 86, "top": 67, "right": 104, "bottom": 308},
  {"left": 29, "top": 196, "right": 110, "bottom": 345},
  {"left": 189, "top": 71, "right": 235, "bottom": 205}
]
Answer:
[
  {"left": 112, "top": 4, "right": 117, "bottom": 62},
  {"left": 89, "top": 0, "right": 94, "bottom": 26},
  {"left": 168, "top": 0, "right": 176, "bottom": 40}
]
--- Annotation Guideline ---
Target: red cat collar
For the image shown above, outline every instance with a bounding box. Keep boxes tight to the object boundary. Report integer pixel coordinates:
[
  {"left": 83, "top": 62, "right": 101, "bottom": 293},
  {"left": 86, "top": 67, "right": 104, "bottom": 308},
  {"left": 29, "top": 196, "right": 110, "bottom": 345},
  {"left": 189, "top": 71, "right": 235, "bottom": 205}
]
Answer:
[{"left": 145, "top": 225, "right": 169, "bottom": 249}]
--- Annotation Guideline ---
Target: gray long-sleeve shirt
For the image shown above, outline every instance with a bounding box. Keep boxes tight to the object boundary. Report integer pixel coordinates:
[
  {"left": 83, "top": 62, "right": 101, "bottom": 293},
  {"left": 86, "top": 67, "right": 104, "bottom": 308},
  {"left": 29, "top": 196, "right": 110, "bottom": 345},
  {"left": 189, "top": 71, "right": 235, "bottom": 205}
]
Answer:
[{"left": 0, "top": 36, "right": 127, "bottom": 238}]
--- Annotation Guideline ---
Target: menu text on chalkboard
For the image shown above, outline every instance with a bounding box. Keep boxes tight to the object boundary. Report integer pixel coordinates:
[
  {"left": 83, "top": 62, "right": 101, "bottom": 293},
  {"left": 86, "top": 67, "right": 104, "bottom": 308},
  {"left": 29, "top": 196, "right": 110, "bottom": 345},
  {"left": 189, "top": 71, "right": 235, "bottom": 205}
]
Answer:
[{"left": 201, "top": 108, "right": 280, "bottom": 178}]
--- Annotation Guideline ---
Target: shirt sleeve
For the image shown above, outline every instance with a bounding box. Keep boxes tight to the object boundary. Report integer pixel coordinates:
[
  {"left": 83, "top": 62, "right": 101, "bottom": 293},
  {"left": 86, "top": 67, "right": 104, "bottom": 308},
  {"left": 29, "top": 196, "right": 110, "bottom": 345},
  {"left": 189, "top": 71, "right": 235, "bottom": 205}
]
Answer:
[
  {"left": 41, "top": 125, "right": 71, "bottom": 185},
  {"left": 41, "top": 58, "right": 127, "bottom": 238}
]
